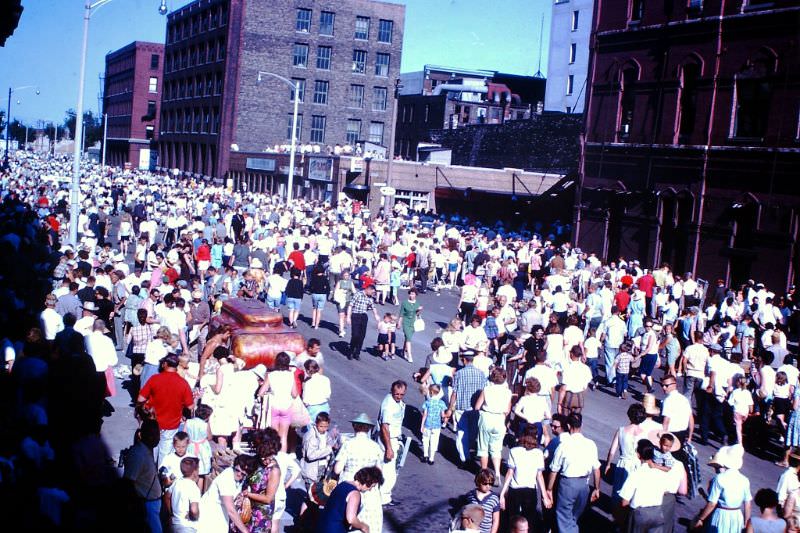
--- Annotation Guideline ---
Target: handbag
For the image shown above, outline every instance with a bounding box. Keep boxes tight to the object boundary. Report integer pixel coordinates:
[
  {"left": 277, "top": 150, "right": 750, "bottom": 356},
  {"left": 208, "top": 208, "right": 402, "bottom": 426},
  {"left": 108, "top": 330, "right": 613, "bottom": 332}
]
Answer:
[
  {"left": 239, "top": 493, "right": 252, "bottom": 524},
  {"left": 289, "top": 396, "right": 311, "bottom": 428},
  {"left": 413, "top": 317, "right": 425, "bottom": 332},
  {"left": 333, "top": 287, "right": 347, "bottom": 307}
]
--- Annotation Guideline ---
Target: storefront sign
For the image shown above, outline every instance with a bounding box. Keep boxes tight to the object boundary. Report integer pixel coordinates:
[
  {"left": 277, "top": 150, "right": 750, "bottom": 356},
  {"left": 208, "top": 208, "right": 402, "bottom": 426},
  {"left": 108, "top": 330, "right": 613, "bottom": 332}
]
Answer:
[
  {"left": 245, "top": 158, "right": 276, "bottom": 171},
  {"left": 350, "top": 157, "right": 365, "bottom": 172},
  {"left": 308, "top": 157, "right": 333, "bottom": 181}
]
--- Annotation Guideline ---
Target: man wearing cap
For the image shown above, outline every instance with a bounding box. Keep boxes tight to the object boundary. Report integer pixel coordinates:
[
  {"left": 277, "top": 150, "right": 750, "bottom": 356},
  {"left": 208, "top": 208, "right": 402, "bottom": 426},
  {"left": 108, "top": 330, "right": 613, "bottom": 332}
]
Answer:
[
  {"left": 347, "top": 284, "right": 381, "bottom": 361},
  {"left": 138, "top": 354, "right": 194, "bottom": 463},
  {"left": 75, "top": 301, "right": 99, "bottom": 336},
  {"left": 334, "top": 413, "right": 384, "bottom": 533},
  {"left": 41, "top": 294, "right": 65, "bottom": 342},
  {"left": 378, "top": 380, "right": 407, "bottom": 506}
]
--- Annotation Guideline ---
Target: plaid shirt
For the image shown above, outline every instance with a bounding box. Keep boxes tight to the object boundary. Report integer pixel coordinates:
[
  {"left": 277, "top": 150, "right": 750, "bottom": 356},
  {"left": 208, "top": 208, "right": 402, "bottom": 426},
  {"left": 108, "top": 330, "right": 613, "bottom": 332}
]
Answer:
[
  {"left": 615, "top": 351, "right": 634, "bottom": 374},
  {"left": 129, "top": 324, "right": 156, "bottom": 353},
  {"left": 452, "top": 365, "right": 487, "bottom": 411},
  {"left": 349, "top": 290, "right": 375, "bottom": 315}
]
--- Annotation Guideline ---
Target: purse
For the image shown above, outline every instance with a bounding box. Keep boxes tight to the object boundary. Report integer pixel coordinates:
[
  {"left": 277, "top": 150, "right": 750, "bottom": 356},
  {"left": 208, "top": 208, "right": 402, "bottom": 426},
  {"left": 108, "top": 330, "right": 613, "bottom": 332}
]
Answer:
[
  {"left": 289, "top": 396, "right": 311, "bottom": 428},
  {"left": 413, "top": 317, "right": 425, "bottom": 332},
  {"left": 239, "top": 493, "right": 252, "bottom": 524}
]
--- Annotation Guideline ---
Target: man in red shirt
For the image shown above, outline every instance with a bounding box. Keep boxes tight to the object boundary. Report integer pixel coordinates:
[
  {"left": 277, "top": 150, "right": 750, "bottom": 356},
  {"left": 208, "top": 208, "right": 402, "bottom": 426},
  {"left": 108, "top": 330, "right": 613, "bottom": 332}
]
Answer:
[
  {"left": 614, "top": 286, "right": 631, "bottom": 313},
  {"left": 637, "top": 270, "right": 656, "bottom": 315},
  {"left": 287, "top": 242, "right": 306, "bottom": 271},
  {"left": 137, "top": 354, "right": 194, "bottom": 462}
]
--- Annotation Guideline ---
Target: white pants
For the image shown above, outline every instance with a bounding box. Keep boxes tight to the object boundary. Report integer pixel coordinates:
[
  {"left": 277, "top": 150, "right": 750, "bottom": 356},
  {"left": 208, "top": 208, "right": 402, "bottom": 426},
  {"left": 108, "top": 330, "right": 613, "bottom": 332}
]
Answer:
[
  {"left": 380, "top": 439, "right": 400, "bottom": 505},
  {"left": 422, "top": 428, "right": 441, "bottom": 461}
]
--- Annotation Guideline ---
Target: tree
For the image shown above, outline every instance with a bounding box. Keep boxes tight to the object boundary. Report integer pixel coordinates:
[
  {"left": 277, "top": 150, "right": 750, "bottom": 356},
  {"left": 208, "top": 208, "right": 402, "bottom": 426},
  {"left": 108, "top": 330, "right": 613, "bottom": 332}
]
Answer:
[
  {"left": 0, "top": 110, "right": 5, "bottom": 133},
  {"left": 8, "top": 119, "right": 30, "bottom": 145},
  {"left": 63, "top": 109, "right": 102, "bottom": 149}
]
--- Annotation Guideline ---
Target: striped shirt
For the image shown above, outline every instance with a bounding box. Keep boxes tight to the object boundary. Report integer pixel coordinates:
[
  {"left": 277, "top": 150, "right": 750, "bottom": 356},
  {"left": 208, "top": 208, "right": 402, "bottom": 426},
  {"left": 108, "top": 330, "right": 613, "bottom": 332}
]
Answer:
[{"left": 466, "top": 489, "right": 500, "bottom": 533}]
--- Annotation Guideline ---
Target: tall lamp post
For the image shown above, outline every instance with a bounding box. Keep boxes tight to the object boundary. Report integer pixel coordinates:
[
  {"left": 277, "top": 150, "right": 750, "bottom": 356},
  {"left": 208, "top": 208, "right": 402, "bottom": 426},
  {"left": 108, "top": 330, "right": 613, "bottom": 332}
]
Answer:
[
  {"left": 5, "top": 85, "right": 39, "bottom": 164},
  {"left": 69, "top": 0, "right": 168, "bottom": 247},
  {"left": 257, "top": 71, "right": 299, "bottom": 203}
]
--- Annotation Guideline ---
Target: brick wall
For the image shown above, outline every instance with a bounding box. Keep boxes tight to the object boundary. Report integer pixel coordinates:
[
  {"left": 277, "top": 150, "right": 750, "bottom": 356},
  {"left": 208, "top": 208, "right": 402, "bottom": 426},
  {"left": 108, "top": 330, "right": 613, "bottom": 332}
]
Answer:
[{"left": 428, "top": 113, "right": 582, "bottom": 172}]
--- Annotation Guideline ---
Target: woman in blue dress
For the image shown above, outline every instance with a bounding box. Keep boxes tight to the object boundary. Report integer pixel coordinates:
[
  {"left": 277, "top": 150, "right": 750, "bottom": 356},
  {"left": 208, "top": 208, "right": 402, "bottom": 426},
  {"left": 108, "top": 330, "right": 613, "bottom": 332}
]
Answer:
[
  {"left": 692, "top": 445, "right": 752, "bottom": 532},
  {"left": 318, "top": 466, "right": 384, "bottom": 533},
  {"left": 627, "top": 290, "right": 645, "bottom": 338}
]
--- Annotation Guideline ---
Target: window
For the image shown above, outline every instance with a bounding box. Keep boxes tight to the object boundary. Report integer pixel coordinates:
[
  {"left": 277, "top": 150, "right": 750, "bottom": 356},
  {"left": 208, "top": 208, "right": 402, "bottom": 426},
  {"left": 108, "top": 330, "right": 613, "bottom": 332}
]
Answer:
[
  {"left": 286, "top": 114, "right": 302, "bottom": 141},
  {"left": 293, "top": 44, "right": 309, "bottom": 67},
  {"left": 310, "top": 115, "right": 326, "bottom": 143},
  {"left": 566, "top": 106, "right": 573, "bottom": 113},
  {"left": 569, "top": 43, "right": 577, "bottom": 64},
  {"left": 355, "top": 16, "right": 370, "bottom": 40},
  {"left": 146, "top": 100, "right": 157, "bottom": 118},
  {"left": 296, "top": 8, "right": 312, "bottom": 32},
  {"left": 687, "top": 0, "right": 703, "bottom": 12},
  {"left": 291, "top": 78, "right": 306, "bottom": 102},
  {"left": 320, "top": 11, "right": 335, "bottom": 36},
  {"left": 146, "top": 125, "right": 155, "bottom": 140},
  {"left": 424, "top": 104, "right": 430, "bottom": 122},
  {"left": 630, "top": 0, "right": 644, "bottom": 22},
  {"left": 732, "top": 50, "right": 774, "bottom": 139},
  {"left": 352, "top": 50, "right": 367, "bottom": 74},
  {"left": 618, "top": 65, "right": 639, "bottom": 141},
  {"left": 368, "top": 121, "right": 384, "bottom": 144},
  {"left": 348, "top": 84, "right": 364, "bottom": 108},
  {"left": 313, "top": 80, "right": 329, "bottom": 105},
  {"left": 375, "top": 53, "right": 390, "bottom": 77},
  {"left": 346, "top": 119, "right": 362, "bottom": 144},
  {"left": 378, "top": 19, "right": 393, "bottom": 43},
  {"left": 571, "top": 10, "right": 579, "bottom": 30},
  {"left": 372, "top": 87, "right": 388, "bottom": 111},
  {"left": 678, "top": 63, "right": 700, "bottom": 141},
  {"left": 150, "top": 54, "right": 160, "bottom": 69},
  {"left": 148, "top": 77, "right": 158, "bottom": 93},
  {"left": 317, "top": 46, "right": 332, "bottom": 70},
  {"left": 566, "top": 75, "right": 574, "bottom": 95}
]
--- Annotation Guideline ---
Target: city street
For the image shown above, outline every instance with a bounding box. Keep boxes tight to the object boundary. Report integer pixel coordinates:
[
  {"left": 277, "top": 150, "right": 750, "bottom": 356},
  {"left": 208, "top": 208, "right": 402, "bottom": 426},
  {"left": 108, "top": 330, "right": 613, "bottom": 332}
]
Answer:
[{"left": 102, "top": 282, "right": 783, "bottom": 532}]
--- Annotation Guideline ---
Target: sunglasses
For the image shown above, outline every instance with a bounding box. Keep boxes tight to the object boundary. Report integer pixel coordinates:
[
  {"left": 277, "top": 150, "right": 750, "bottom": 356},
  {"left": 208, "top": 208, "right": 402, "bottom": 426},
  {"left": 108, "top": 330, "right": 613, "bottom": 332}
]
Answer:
[{"left": 551, "top": 424, "right": 562, "bottom": 429}]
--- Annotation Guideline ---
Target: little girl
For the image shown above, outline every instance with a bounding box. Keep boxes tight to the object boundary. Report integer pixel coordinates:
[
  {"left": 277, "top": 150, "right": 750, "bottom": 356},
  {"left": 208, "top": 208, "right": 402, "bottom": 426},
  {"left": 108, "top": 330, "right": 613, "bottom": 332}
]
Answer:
[
  {"left": 613, "top": 341, "right": 635, "bottom": 399},
  {"left": 773, "top": 371, "right": 793, "bottom": 431},
  {"left": 184, "top": 404, "right": 213, "bottom": 492},
  {"left": 727, "top": 375, "right": 753, "bottom": 445},
  {"left": 475, "top": 284, "right": 490, "bottom": 320},
  {"left": 389, "top": 263, "right": 402, "bottom": 305},
  {"left": 377, "top": 312, "right": 397, "bottom": 361},
  {"left": 419, "top": 384, "right": 449, "bottom": 465}
]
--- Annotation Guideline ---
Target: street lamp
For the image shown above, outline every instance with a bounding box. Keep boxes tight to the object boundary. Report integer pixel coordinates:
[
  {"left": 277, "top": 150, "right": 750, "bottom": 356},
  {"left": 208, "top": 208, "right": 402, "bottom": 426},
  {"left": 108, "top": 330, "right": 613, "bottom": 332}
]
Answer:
[
  {"left": 257, "top": 71, "right": 299, "bottom": 203},
  {"left": 5, "top": 85, "right": 39, "bottom": 164},
  {"left": 69, "top": 0, "right": 168, "bottom": 247}
]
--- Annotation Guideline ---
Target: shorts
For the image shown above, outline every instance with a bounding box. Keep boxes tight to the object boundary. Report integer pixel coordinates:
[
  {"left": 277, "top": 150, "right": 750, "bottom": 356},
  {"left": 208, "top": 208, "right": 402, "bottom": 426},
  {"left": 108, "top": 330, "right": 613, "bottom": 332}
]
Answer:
[
  {"left": 120, "top": 235, "right": 130, "bottom": 242},
  {"left": 448, "top": 263, "right": 458, "bottom": 273},
  {"left": 561, "top": 390, "right": 585, "bottom": 411},
  {"left": 773, "top": 396, "right": 791, "bottom": 417},
  {"left": 311, "top": 293, "right": 327, "bottom": 309},
  {"left": 377, "top": 332, "right": 394, "bottom": 345},
  {"left": 267, "top": 295, "right": 282, "bottom": 309},
  {"left": 639, "top": 353, "right": 658, "bottom": 376},
  {"left": 271, "top": 407, "right": 292, "bottom": 426},
  {"left": 197, "top": 260, "right": 210, "bottom": 271},
  {"left": 286, "top": 297, "right": 302, "bottom": 310}
]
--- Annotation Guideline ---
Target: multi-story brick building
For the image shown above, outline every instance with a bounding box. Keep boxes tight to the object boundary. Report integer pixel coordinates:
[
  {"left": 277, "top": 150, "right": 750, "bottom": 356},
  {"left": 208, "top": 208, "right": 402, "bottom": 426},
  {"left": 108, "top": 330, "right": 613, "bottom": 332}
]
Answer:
[
  {"left": 102, "top": 41, "right": 164, "bottom": 169},
  {"left": 158, "top": 0, "right": 404, "bottom": 199},
  {"left": 544, "top": 0, "right": 592, "bottom": 113},
  {"left": 574, "top": 0, "right": 800, "bottom": 290}
]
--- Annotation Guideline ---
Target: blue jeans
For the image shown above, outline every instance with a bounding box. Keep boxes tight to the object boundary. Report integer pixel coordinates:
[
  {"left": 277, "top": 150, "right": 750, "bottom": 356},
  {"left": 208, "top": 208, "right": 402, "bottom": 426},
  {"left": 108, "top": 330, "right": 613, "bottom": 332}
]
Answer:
[
  {"left": 144, "top": 498, "right": 162, "bottom": 533},
  {"left": 616, "top": 373, "right": 629, "bottom": 397},
  {"left": 586, "top": 358, "right": 599, "bottom": 383},
  {"left": 267, "top": 295, "right": 281, "bottom": 309},
  {"left": 604, "top": 346, "right": 619, "bottom": 384}
]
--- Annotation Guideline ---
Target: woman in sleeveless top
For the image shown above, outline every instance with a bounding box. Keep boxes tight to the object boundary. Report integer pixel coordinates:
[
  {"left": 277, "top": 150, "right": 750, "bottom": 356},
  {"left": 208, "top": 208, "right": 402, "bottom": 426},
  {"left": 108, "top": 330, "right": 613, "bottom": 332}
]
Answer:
[
  {"left": 317, "top": 466, "right": 384, "bottom": 533},
  {"left": 605, "top": 404, "right": 648, "bottom": 527}
]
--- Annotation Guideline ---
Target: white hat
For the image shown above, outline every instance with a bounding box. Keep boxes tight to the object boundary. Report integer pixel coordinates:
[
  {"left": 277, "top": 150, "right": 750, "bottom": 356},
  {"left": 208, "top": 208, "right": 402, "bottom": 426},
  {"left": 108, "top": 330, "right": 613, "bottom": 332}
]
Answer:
[
  {"left": 432, "top": 346, "right": 452, "bottom": 365},
  {"left": 250, "top": 257, "right": 264, "bottom": 269},
  {"left": 252, "top": 364, "right": 267, "bottom": 380}
]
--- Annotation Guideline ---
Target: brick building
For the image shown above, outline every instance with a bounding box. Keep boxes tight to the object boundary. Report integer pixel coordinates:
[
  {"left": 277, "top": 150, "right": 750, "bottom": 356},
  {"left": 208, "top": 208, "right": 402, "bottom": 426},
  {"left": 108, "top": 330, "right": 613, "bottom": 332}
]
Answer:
[
  {"left": 574, "top": 0, "right": 800, "bottom": 291},
  {"left": 158, "top": 0, "right": 404, "bottom": 199},
  {"left": 102, "top": 41, "right": 164, "bottom": 169},
  {"left": 395, "top": 65, "right": 545, "bottom": 160}
]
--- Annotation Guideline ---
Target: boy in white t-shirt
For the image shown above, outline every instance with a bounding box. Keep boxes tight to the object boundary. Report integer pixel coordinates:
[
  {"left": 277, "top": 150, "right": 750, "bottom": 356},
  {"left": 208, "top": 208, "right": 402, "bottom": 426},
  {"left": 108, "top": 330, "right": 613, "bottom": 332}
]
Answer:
[
  {"left": 583, "top": 327, "right": 602, "bottom": 389},
  {"left": 170, "top": 457, "right": 201, "bottom": 532}
]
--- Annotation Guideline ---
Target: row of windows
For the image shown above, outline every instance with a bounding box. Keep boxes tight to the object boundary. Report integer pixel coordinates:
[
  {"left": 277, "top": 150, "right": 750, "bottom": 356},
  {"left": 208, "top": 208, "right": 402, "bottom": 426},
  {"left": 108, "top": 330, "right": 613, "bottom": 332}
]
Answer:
[
  {"left": 166, "top": 4, "right": 228, "bottom": 44},
  {"left": 292, "top": 45, "right": 391, "bottom": 76},
  {"left": 296, "top": 9, "right": 394, "bottom": 43},
  {"left": 165, "top": 39, "right": 226, "bottom": 73},
  {"left": 287, "top": 80, "right": 388, "bottom": 111},
  {"left": 285, "top": 114, "right": 384, "bottom": 145},
  {"left": 160, "top": 107, "right": 221, "bottom": 135},
  {"left": 163, "top": 73, "right": 224, "bottom": 101}
]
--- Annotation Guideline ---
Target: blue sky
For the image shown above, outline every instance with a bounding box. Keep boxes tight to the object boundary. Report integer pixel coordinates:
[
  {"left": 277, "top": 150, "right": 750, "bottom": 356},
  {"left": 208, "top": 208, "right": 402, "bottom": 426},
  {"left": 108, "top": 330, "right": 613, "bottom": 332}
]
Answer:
[{"left": 0, "top": 0, "right": 550, "bottom": 125}]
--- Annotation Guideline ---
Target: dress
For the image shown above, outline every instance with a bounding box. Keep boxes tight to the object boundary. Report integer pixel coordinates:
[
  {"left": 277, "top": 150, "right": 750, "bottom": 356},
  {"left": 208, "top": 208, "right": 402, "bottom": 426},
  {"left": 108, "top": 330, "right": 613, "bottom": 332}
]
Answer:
[
  {"left": 184, "top": 417, "right": 212, "bottom": 475},
  {"left": 627, "top": 298, "right": 645, "bottom": 338},
  {"left": 612, "top": 425, "right": 643, "bottom": 501},
  {"left": 317, "top": 482, "right": 358, "bottom": 533},
  {"left": 400, "top": 299, "right": 421, "bottom": 341},
  {"left": 707, "top": 469, "right": 752, "bottom": 533},
  {"left": 785, "top": 388, "right": 800, "bottom": 447},
  {"left": 233, "top": 462, "right": 277, "bottom": 533},
  {"left": 208, "top": 364, "right": 239, "bottom": 436}
]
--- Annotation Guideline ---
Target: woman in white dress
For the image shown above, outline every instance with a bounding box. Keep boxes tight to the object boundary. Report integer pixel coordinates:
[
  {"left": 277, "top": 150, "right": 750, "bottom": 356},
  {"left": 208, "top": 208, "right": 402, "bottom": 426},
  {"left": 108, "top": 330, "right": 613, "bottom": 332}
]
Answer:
[{"left": 206, "top": 347, "right": 238, "bottom": 447}]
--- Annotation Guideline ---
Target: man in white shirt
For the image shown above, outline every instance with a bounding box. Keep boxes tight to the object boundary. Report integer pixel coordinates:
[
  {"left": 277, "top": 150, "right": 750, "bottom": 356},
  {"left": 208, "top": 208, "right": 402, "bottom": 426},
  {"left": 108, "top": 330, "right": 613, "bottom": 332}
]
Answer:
[
  {"left": 40, "top": 294, "right": 65, "bottom": 341},
  {"left": 378, "top": 380, "right": 407, "bottom": 505},
  {"left": 546, "top": 413, "right": 601, "bottom": 533},
  {"left": 660, "top": 376, "right": 694, "bottom": 454},
  {"left": 598, "top": 306, "right": 626, "bottom": 385},
  {"left": 84, "top": 320, "right": 119, "bottom": 398},
  {"left": 619, "top": 439, "right": 672, "bottom": 532},
  {"left": 700, "top": 344, "right": 730, "bottom": 445},
  {"left": 777, "top": 454, "right": 800, "bottom": 506},
  {"left": 682, "top": 331, "right": 709, "bottom": 407}
]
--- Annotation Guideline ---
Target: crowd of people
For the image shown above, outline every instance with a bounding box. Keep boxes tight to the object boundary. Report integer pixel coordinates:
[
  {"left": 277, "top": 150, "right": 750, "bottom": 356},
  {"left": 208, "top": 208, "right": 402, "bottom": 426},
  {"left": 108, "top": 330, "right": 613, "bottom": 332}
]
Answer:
[{"left": 1, "top": 150, "right": 799, "bottom": 533}]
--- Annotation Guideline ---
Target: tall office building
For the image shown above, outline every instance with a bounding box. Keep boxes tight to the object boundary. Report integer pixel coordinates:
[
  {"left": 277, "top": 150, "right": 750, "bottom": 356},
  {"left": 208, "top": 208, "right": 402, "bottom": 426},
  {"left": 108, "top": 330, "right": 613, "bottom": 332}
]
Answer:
[
  {"left": 158, "top": 0, "right": 404, "bottom": 197},
  {"left": 102, "top": 41, "right": 164, "bottom": 169},
  {"left": 543, "top": 0, "right": 592, "bottom": 113}
]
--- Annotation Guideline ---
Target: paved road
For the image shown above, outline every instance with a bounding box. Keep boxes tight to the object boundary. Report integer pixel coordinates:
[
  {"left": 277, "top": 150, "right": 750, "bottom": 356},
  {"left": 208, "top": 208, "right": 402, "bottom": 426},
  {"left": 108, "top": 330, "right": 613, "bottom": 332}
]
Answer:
[{"left": 102, "top": 283, "right": 783, "bottom": 532}]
